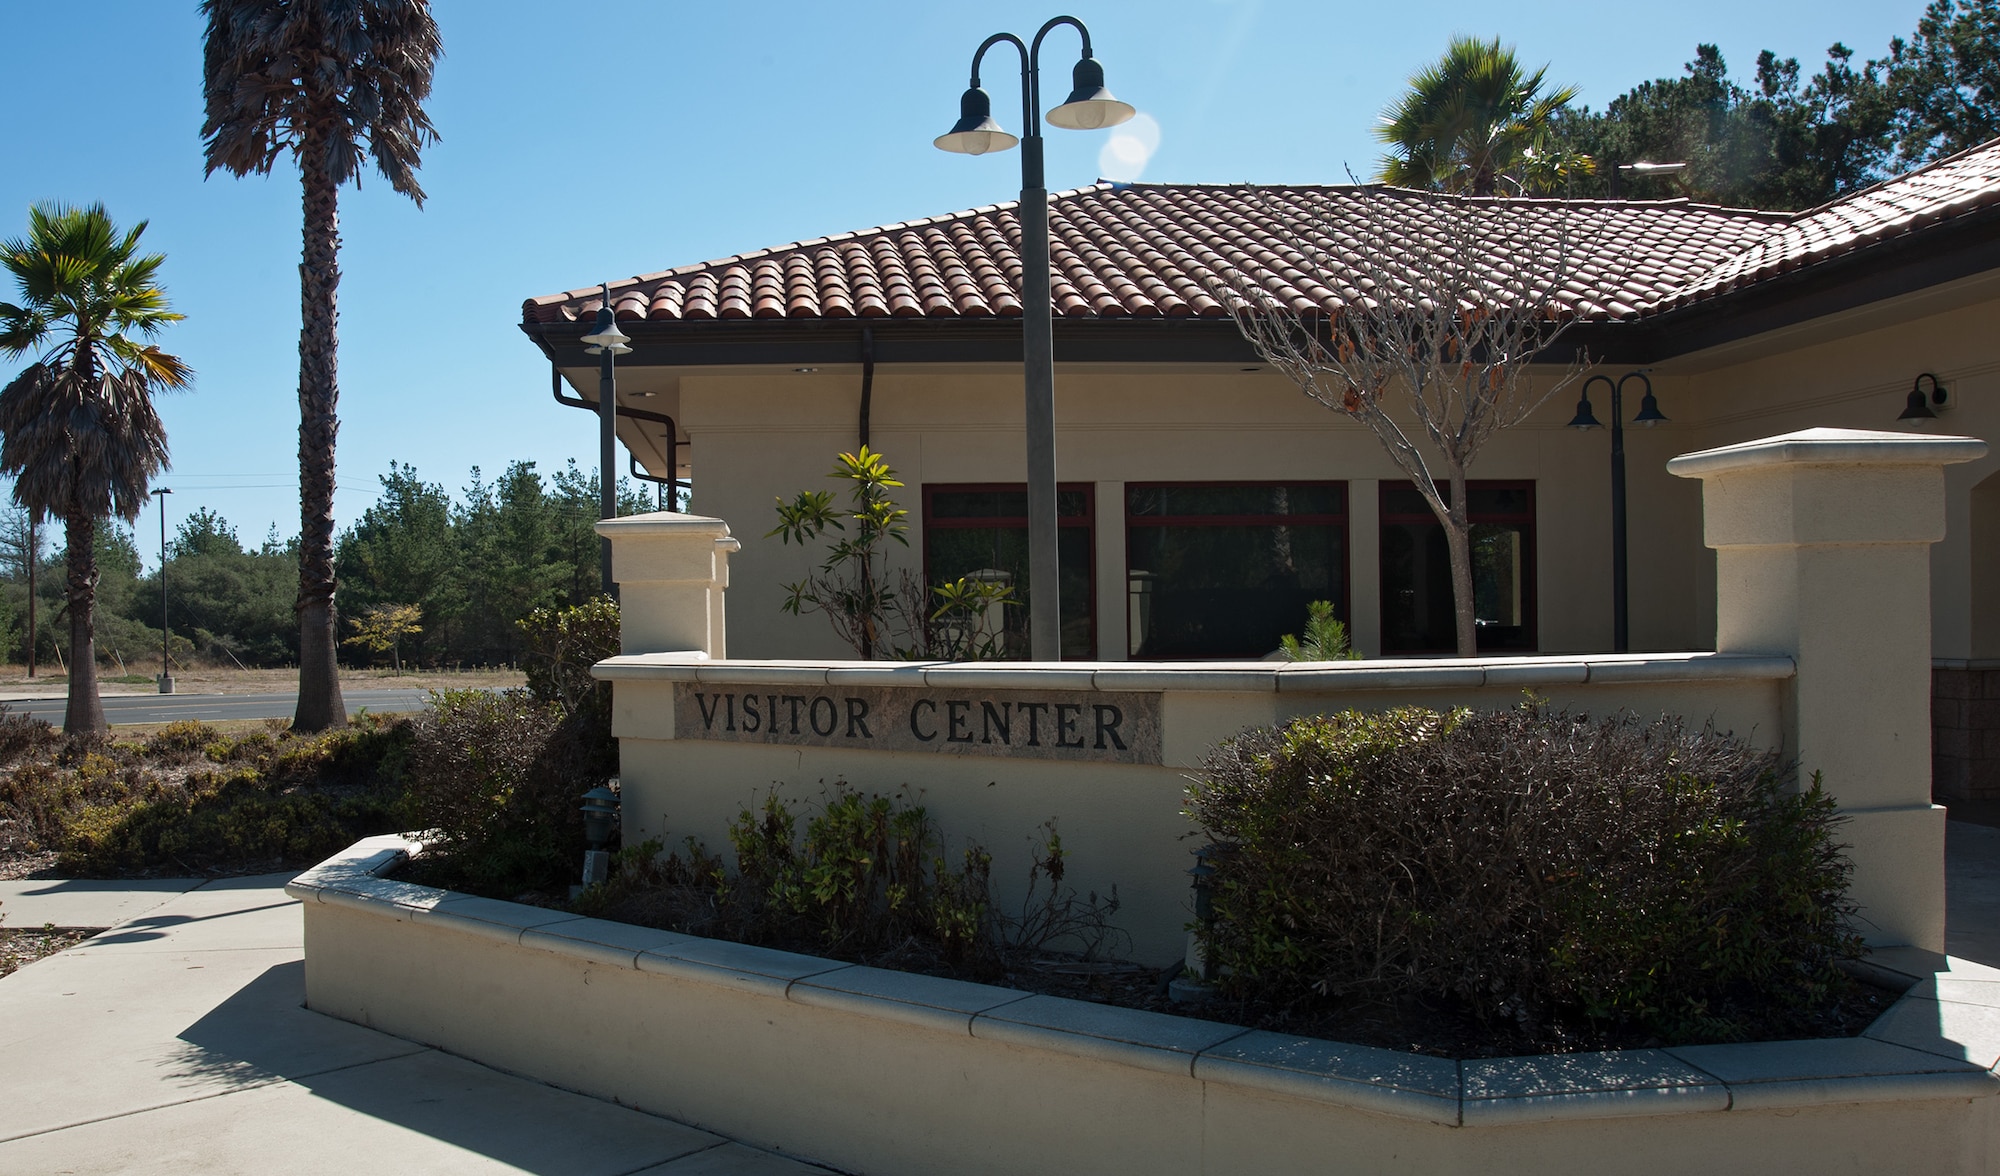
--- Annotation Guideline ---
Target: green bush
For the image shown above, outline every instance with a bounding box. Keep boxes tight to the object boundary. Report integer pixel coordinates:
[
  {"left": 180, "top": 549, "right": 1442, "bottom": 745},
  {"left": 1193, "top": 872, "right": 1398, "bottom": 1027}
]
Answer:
[{"left": 1188, "top": 703, "right": 1860, "bottom": 1047}]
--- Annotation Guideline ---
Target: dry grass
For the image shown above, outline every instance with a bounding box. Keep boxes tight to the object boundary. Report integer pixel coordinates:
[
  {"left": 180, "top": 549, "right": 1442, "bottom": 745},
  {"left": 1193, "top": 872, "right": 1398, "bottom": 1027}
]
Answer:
[{"left": 0, "top": 664, "right": 524, "bottom": 695}]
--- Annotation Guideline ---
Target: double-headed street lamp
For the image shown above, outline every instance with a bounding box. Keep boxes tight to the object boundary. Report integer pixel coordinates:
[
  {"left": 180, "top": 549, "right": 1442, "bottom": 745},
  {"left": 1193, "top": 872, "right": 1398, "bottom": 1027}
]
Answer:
[
  {"left": 1568, "top": 371, "right": 1667, "bottom": 654},
  {"left": 935, "top": 16, "right": 1134, "bottom": 661},
  {"left": 581, "top": 282, "right": 632, "bottom": 600}
]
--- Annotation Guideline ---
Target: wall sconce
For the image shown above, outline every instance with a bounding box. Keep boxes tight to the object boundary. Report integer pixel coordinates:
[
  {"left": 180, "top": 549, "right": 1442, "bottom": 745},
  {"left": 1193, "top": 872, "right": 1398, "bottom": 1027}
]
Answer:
[{"left": 1898, "top": 373, "right": 1949, "bottom": 423}]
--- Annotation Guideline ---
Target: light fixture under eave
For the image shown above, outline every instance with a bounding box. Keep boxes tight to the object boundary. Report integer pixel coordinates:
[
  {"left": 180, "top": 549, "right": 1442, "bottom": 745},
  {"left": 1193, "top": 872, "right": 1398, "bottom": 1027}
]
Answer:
[
  {"left": 935, "top": 86, "right": 1019, "bottom": 155},
  {"left": 581, "top": 306, "right": 632, "bottom": 356},
  {"left": 1899, "top": 372, "right": 1947, "bottom": 422},
  {"left": 1045, "top": 55, "right": 1135, "bottom": 131}
]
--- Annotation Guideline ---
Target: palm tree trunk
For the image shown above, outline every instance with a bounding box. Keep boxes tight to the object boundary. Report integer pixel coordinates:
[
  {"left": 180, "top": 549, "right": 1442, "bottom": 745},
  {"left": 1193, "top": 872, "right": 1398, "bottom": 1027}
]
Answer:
[
  {"left": 62, "top": 513, "right": 106, "bottom": 737},
  {"left": 293, "top": 123, "right": 348, "bottom": 732}
]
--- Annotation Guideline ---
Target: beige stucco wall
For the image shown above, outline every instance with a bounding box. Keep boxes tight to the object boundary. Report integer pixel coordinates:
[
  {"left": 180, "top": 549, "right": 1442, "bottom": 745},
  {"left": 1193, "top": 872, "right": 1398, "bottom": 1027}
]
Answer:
[{"left": 635, "top": 284, "right": 1995, "bottom": 663}]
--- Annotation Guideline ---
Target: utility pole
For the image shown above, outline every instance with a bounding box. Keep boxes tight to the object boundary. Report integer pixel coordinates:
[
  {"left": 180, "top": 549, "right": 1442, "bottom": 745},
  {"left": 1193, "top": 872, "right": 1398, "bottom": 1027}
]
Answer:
[
  {"left": 156, "top": 488, "right": 174, "bottom": 693},
  {"left": 24, "top": 510, "right": 35, "bottom": 678}
]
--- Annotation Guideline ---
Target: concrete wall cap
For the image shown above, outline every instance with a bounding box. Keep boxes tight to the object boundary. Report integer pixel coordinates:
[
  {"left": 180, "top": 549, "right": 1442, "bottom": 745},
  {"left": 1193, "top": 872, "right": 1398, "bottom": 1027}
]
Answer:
[
  {"left": 1667, "top": 427, "right": 1988, "bottom": 479},
  {"left": 590, "top": 652, "right": 1796, "bottom": 691},
  {"left": 593, "top": 512, "right": 733, "bottom": 538}
]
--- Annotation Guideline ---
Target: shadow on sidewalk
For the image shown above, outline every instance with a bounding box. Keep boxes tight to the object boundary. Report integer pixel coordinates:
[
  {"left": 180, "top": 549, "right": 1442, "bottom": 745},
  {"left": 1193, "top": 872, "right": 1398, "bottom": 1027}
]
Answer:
[{"left": 168, "top": 961, "right": 715, "bottom": 1173}]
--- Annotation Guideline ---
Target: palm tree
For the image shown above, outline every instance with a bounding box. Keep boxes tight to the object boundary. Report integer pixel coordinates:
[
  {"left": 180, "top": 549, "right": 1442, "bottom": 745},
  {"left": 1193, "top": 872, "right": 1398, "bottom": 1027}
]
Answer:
[
  {"left": 200, "top": 0, "right": 441, "bottom": 732},
  {"left": 0, "top": 204, "right": 190, "bottom": 737},
  {"left": 1376, "top": 37, "right": 1590, "bottom": 196}
]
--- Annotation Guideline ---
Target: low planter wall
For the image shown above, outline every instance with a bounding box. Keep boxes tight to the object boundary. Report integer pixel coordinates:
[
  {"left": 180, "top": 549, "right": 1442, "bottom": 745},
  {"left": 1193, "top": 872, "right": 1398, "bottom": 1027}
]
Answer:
[{"left": 293, "top": 835, "right": 2000, "bottom": 1176}]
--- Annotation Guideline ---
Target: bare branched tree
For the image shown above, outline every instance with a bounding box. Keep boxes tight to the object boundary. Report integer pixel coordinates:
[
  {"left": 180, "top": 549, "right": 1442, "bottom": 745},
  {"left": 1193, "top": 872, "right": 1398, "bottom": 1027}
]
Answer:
[{"left": 1201, "top": 186, "right": 1592, "bottom": 655}]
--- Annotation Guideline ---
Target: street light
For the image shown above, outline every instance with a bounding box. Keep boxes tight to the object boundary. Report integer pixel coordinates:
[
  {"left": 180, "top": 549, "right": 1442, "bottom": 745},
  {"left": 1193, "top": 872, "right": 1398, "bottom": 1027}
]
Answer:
[
  {"left": 1568, "top": 371, "right": 1667, "bottom": 654},
  {"left": 154, "top": 488, "right": 174, "bottom": 694},
  {"left": 581, "top": 282, "right": 632, "bottom": 600},
  {"left": 935, "top": 16, "right": 1134, "bottom": 661}
]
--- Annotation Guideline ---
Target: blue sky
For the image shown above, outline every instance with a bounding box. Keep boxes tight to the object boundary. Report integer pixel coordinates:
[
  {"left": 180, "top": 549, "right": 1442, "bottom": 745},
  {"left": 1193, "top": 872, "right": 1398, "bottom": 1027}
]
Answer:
[{"left": 0, "top": 0, "right": 1921, "bottom": 564}]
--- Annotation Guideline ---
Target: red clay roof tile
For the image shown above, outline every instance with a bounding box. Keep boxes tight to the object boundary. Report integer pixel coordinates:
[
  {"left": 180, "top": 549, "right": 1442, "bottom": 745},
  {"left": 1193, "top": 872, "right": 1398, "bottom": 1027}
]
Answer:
[{"left": 526, "top": 143, "right": 2000, "bottom": 331}]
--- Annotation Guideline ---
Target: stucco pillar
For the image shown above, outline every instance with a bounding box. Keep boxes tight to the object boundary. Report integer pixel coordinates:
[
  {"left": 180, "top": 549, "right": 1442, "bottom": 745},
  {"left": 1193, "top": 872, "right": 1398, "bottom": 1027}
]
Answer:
[
  {"left": 594, "top": 513, "right": 739, "bottom": 657},
  {"left": 1668, "top": 427, "right": 1987, "bottom": 951}
]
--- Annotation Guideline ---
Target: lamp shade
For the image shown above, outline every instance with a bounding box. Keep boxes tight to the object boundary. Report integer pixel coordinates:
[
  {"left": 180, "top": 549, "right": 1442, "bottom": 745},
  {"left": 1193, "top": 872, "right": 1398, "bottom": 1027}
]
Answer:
[
  {"left": 1898, "top": 386, "right": 1939, "bottom": 422},
  {"left": 1046, "top": 56, "right": 1135, "bottom": 131},
  {"left": 1632, "top": 391, "right": 1668, "bottom": 426},
  {"left": 580, "top": 784, "right": 620, "bottom": 847},
  {"left": 1567, "top": 396, "right": 1602, "bottom": 429},
  {"left": 582, "top": 306, "right": 632, "bottom": 356},
  {"left": 935, "top": 87, "right": 1019, "bottom": 155}
]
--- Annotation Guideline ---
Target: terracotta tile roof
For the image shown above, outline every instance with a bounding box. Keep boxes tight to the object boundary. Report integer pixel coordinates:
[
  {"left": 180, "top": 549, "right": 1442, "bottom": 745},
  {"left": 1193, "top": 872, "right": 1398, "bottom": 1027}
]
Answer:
[
  {"left": 1660, "top": 137, "right": 2000, "bottom": 309},
  {"left": 526, "top": 142, "right": 2000, "bottom": 332},
  {"left": 524, "top": 184, "right": 1786, "bottom": 329}
]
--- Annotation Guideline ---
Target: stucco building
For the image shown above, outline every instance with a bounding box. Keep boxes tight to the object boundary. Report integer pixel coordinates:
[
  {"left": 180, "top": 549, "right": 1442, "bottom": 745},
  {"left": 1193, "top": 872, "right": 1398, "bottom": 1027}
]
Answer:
[{"left": 522, "top": 138, "right": 2000, "bottom": 798}]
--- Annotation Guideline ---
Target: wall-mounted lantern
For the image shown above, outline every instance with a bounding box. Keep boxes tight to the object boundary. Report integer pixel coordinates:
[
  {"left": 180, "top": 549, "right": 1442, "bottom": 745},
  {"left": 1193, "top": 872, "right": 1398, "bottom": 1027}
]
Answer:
[{"left": 1898, "top": 373, "right": 1949, "bottom": 423}]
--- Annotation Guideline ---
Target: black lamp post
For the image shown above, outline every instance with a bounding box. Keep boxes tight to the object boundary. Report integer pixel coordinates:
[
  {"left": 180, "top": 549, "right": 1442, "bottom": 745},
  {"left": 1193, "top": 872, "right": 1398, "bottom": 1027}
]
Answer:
[
  {"left": 581, "top": 283, "right": 632, "bottom": 600},
  {"left": 1568, "top": 371, "right": 1667, "bottom": 654},
  {"left": 155, "top": 488, "right": 173, "bottom": 694},
  {"left": 936, "top": 16, "right": 1134, "bottom": 661}
]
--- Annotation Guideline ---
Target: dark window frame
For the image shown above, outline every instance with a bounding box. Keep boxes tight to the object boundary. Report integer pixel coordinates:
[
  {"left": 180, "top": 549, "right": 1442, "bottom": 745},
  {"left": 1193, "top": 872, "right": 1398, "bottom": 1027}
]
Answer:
[
  {"left": 921, "top": 482, "right": 1097, "bottom": 659},
  {"left": 1124, "top": 480, "right": 1351, "bottom": 662},
  {"left": 1378, "top": 479, "right": 1537, "bottom": 656}
]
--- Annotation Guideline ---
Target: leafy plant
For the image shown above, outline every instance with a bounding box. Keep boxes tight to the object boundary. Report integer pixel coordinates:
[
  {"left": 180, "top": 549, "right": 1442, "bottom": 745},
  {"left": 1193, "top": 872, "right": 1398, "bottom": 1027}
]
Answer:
[
  {"left": 1279, "top": 600, "right": 1361, "bottom": 661},
  {"left": 1187, "top": 702, "right": 1860, "bottom": 1048},
  {"left": 576, "top": 787, "right": 1123, "bottom": 980},
  {"left": 769, "top": 448, "right": 1013, "bottom": 660}
]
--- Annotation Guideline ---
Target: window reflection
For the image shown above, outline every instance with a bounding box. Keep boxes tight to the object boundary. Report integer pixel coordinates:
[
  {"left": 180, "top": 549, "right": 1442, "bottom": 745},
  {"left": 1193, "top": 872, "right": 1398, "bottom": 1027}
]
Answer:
[{"left": 1126, "top": 483, "right": 1348, "bottom": 660}]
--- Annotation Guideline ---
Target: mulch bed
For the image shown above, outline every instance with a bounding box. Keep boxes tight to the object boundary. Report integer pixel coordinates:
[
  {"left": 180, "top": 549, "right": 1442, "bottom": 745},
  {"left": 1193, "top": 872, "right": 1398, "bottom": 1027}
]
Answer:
[{"left": 0, "top": 927, "right": 98, "bottom": 979}]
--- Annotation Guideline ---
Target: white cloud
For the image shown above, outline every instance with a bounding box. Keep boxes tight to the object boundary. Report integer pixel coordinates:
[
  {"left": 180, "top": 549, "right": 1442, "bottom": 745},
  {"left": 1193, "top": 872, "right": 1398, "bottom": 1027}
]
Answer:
[{"left": 1097, "top": 112, "right": 1162, "bottom": 183}]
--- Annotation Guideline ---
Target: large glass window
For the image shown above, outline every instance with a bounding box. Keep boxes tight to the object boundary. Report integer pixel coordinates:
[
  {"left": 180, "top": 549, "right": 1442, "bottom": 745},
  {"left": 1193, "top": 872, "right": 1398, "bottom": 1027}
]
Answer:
[
  {"left": 1126, "top": 483, "right": 1348, "bottom": 660},
  {"left": 923, "top": 485, "right": 1095, "bottom": 658},
  {"left": 1380, "top": 481, "right": 1535, "bottom": 654}
]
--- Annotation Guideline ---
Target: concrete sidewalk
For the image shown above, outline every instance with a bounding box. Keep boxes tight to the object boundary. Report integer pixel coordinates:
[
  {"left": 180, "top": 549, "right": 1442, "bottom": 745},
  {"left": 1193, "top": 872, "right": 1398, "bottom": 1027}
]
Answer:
[{"left": 0, "top": 875, "right": 836, "bottom": 1175}]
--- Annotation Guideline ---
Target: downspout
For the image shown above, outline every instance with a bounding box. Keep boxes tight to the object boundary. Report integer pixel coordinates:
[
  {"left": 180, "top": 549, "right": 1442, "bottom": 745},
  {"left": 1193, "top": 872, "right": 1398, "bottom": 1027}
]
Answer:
[
  {"left": 858, "top": 325, "right": 875, "bottom": 450},
  {"left": 552, "top": 363, "right": 687, "bottom": 511}
]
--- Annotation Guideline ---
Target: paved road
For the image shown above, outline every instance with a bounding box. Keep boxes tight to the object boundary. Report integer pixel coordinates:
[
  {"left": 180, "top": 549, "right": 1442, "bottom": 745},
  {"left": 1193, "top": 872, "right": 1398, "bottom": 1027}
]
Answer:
[{"left": 1, "top": 689, "right": 434, "bottom": 725}]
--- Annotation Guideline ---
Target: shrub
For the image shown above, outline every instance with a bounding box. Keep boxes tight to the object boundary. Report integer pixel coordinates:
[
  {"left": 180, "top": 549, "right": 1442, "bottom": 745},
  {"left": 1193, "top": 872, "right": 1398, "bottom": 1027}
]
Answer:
[
  {"left": 0, "top": 719, "right": 417, "bottom": 875},
  {"left": 519, "top": 596, "right": 620, "bottom": 722},
  {"left": 1188, "top": 702, "right": 1860, "bottom": 1047},
  {"left": 0, "top": 705, "right": 60, "bottom": 769},
  {"left": 144, "top": 720, "right": 220, "bottom": 763},
  {"left": 576, "top": 787, "right": 1123, "bottom": 979},
  {"left": 404, "top": 689, "right": 590, "bottom": 895}
]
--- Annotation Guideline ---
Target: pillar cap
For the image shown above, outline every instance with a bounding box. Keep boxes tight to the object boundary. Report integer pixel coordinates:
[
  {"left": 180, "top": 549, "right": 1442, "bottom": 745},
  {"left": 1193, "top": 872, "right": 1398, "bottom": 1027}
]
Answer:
[
  {"left": 594, "top": 512, "right": 733, "bottom": 539},
  {"left": 1668, "top": 427, "right": 1987, "bottom": 480}
]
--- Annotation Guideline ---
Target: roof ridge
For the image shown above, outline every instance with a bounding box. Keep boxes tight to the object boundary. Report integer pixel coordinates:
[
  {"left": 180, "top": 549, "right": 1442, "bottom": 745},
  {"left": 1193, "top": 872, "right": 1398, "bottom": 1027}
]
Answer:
[{"left": 1782, "top": 135, "right": 2000, "bottom": 222}]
